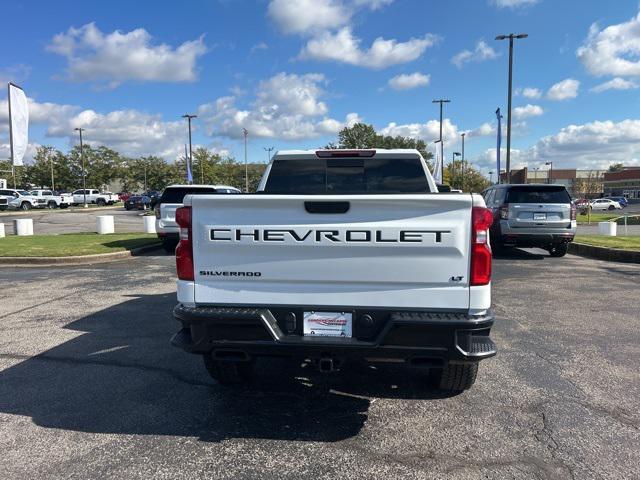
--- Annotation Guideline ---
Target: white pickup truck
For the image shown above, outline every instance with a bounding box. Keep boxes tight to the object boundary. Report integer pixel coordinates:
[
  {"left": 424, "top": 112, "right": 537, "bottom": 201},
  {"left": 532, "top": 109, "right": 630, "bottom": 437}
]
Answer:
[
  {"left": 29, "top": 190, "right": 73, "bottom": 209},
  {"left": 71, "top": 189, "right": 119, "bottom": 206},
  {"left": 171, "top": 149, "right": 496, "bottom": 391}
]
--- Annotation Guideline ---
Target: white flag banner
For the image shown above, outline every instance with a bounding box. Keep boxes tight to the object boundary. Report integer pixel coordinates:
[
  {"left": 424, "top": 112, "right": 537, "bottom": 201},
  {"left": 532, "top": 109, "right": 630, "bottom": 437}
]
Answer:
[
  {"left": 9, "top": 83, "right": 29, "bottom": 166},
  {"left": 432, "top": 147, "right": 442, "bottom": 184}
]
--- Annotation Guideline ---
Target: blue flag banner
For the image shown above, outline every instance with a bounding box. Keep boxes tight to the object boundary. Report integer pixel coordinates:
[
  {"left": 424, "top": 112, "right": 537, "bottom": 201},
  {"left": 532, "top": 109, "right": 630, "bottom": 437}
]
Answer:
[
  {"left": 495, "top": 108, "right": 502, "bottom": 183},
  {"left": 185, "top": 144, "right": 193, "bottom": 184}
]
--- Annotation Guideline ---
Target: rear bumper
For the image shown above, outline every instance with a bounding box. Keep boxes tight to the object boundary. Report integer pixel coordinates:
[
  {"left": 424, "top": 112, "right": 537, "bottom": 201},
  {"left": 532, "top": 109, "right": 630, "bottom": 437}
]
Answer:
[
  {"left": 497, "top": 221, "right": 576, "bottom": 247},
  {"left": 172, "top": 304, "right": 496, "bottom": 363}
]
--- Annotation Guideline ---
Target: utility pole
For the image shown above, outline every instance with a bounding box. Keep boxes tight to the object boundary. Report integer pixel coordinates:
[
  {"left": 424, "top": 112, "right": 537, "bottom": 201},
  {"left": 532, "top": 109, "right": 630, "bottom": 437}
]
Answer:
[
  {"left": 264, "top": 146, "right": 274, "bottom": 163},
  {"left": 182, "top": 114, "right": 197, "bottom": 183},
  {"left": 243, "top": 128, "right": 249, "bottom": 192},
  {"left": 74, "top": 127, "right": 87, "bottom": 208},
  {"left": 545, "top": 161, "right": 553, "bottom": 184},
  {"left": 143, "top": 160, "right": 148, "bottom": 192},
  {"left": 452, "top": 152, "right": 461, "bottom": 189},
  {"left": 432, "top": 99, "right": 450, "bottom": 183},
  {"left": 496, "top": 33, "right": 528, "bottom": 184},
  {"left": 47, "top": 147, "right": 55, "bottom": 191},
  {"left": 461, "top": 132, "right": 466, "bottom": 191}
]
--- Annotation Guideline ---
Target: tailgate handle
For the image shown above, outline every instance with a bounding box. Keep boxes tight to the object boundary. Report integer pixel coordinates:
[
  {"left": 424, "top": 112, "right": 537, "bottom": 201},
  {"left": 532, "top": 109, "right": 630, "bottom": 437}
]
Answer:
[{"left": 304, "top": 201, "right": 350, "bottom": 214}]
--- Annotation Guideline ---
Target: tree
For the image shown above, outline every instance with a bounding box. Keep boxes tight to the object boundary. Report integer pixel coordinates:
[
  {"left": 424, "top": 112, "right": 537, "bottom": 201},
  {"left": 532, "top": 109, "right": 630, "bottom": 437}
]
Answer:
[
  {"left": 446, "top": 160, "right": 491, "bottom": 193},
  {"left": 608, "top": 163, "right": 624, "bottom": 172},
  {"left": 327, "top": 123, "right": 433, "bottom": 167},
  {"left": 574, "top": 171, "right": 603, "bottom": 198}
]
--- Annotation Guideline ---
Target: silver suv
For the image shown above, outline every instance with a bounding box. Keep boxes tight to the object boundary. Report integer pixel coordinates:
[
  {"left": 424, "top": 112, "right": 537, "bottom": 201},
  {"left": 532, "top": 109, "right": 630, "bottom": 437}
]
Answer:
[
  {"left": 482, "top": 184, "right": 577, "bottom": 257},
  {"left": 155, "top": 184, "right": 240, "bottom": 252}
]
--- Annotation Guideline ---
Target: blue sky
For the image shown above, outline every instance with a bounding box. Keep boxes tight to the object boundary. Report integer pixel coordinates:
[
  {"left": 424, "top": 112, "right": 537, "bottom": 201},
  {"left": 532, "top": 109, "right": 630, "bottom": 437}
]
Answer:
[{"left": 2, "top": 0, "right": 640, "bottom": 174}]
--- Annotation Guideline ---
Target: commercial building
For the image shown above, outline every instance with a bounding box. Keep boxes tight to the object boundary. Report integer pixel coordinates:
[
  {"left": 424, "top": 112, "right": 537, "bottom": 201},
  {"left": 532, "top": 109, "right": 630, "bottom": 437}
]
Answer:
[
  {"left": 499, "top": 167, "right": 605, "bottom": 197},
  {"left": 602, "top": 168, "right": 640, "bottom": 199}
]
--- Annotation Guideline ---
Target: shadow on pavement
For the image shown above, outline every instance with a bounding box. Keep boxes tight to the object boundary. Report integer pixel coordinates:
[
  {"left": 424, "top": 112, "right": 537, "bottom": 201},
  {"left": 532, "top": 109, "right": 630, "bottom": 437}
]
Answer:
[
  {"left": 492, "top": 247, "right": 546, "bottom": 260},
  {"left": 0, "top": 293, "right": 452, "bottom": 443}
]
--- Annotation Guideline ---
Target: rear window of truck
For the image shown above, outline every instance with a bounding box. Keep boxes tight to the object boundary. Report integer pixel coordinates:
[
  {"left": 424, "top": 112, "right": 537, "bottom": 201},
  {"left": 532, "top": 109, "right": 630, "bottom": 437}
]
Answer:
[
  {"left": 264, "top": 157, "right": 429, "bottom": 194},
  {"left": 506, "top": 186, "right": 571, "bottom": 204},
  {"left": 159, "top": 187, "right": 218, "bottom": 204}
]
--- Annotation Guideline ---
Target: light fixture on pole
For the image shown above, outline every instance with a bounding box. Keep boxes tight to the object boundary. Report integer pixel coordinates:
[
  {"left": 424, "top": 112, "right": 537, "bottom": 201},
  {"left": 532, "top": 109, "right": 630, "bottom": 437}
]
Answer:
[
  {"left": 495, "top": 33, "right": 528, "bottom": 184},
  {"left": 74, "top": 127, "right": 87, "bottom": 208},
  {"left": 182, "top": 114, "right": 197, "bottom": 183},
  {"left": 243, "top": 128, "right": 249, "bottom": 192},
  {"left": 432, "top": 99, "right": 451, "bottom": 180},
  {"left": 264, "top": 146, "right": 274, "bottom": 163},
  {"left": 489, "top": 171, "right": 494, "bottom": 184},
  {"left": 545, "top": 161, "right": 553, "bottom": 184},
  {"left": 533, "top": 166, "right": 540, "bottom": 183}
]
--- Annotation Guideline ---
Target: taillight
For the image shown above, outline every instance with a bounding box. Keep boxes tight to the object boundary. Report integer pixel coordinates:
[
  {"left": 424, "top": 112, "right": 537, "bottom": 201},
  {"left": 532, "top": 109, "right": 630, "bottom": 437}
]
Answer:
[
  {"left": 155, "top": 205, "right": 161, "bottom": 219},
  {"left": 570, "top": 203, "right": 576, "bottom": 221},
  {"left": 471, "top": 206, "right": 493, "bottom": 286},
  {"left": 175, "top": 206, "right": 194, "bottom": 281},
  {"left": 499, "top": 204, "right": 509, "bottom": 219}
]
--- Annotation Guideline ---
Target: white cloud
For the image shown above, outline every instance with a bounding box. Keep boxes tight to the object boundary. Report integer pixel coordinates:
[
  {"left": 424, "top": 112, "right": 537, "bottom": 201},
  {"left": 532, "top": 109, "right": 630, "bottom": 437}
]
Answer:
[
  {"left": 0, "top": 97, "right": 78, "bottom": 133},
  {"left": 250, "top": 42, "right": 269, "bottom": 53},
  {"left": 198, "top": 72, "right": 359, "bottom": 140},
  {"left": 353, "top": 0, "right": 394, "bottom": 9},
  {"left": 47, "top": 23, "right": 207, "bottom": 88},
  {"left": 577, "top": 13, "right": 640, "bottom": 77},
  {"left": 451, "top": 40, "right": 500, "bottom": 68},
  {"left": 590, "top": 77, "right": 639, "bottom": 93},
  {"left": 267, "top": 0, "right": 351, "bottom": 35},
  {"left": 300, "top": 27, "right": 438, "bottom": 68},
  {"left": 517, "top": 86, "right": 542, "bottom": 99},
  {"left": 476, "top": 119, "right": 640, "bottom": 170},
  {"left": 388, "top": 72, "right": 430, "bottom": 90},
  {"left": 0, "top": 64, "right": 31, "bottom": 85},
  {"left": 490, "top": 0, "right": 539, "bottom": 8},
  {"left": 546, "top": 78, "right": 580, "bottom": 101},
  {"left": 513, "top": 104, "right": 544, "bottom": 120},
  {"left": 380, "top": 119, "right": 459, "bottom": 146}
]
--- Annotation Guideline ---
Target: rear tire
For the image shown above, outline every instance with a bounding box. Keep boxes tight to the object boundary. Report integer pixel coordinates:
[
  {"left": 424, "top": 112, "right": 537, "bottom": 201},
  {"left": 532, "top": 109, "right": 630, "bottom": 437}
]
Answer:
[
  {"left": 549, "top": 243, "right": 568, "bottom": 257},
  {"left": 608, "top": 205, "right": 615, "bottom": 211},
  {"left": 47, "top": 201, "right": 57, "bottom": 209},
  {"left": 21, "top": 202, "right": 31, "bottom": 211},
  {"left": 203, "top": 354, "right": 253, "bottom": 385},
  {"left": 435, "top": 363, "right": 478, "bottom": 392},
  {"left": 162, "top": 239, "right": 177, "bottom": 253},
  {"left": 96, "top": 198, "right": 106, "bottom": 207}
]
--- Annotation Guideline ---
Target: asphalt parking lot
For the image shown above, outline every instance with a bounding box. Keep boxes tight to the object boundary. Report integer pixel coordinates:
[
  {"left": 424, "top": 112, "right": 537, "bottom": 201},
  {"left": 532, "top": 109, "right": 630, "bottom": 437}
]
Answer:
[
  {"left": 0, "top": 251, "right": 638, "bottom": 479},
  {"left": 0, "top": 207, "right": 146, "bottom": 235}
]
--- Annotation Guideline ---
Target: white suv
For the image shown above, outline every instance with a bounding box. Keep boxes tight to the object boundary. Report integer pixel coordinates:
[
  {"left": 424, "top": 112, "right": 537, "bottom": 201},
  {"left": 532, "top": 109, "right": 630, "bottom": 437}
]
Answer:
[{"left": 155, "top": 184, "right": 240, "bottom": 252}]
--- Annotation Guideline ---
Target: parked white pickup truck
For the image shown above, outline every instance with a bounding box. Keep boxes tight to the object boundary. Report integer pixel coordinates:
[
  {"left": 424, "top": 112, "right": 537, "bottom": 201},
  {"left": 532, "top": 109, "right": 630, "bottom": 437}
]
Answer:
[
  {"left": 71, "top": 189, "right": 119, "bottom": 206},
  {"left": 171, "top": 149, "right": 496, "bottom": 391},
  {"left": 29, "top": 190, "right": 73, "bottom": 209},
  {"left": 0, "top": 188, "right": 46, "bottom": 210}
]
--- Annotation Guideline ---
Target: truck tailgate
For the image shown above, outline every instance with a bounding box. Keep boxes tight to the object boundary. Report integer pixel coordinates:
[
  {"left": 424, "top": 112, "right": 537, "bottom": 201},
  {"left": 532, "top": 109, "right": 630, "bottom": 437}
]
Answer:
[{"left": 190, "top": 194, "right": 473, "bottom": 310}]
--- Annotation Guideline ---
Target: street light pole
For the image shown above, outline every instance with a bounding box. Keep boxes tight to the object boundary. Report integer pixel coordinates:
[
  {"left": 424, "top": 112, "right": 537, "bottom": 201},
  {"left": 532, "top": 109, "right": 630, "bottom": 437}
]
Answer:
[
  {"left": 264, "top": 146, "right": 274, "bottom": 163},
  {"left": 48, "top": 147, "right": 55, "bottom": 191},
  {"left": 243, "top": 128, "right": 249, "bottom": 192},
  {"left": 182, "top": 114, "right": 197, "bottom": 183},
  {"left": 74, "top": 127, "right": 87, "bottom": 208},
  {"left": 452, "top": 152, "right": 461, "bottom": 189},
  {"left": 545, "top": 161, "right": 553, "bottom": 184},
  {"left": 496, "top": 33, "right": 528, "bottom": 184},
  {"left": 461, "top": 132, "right": 466, "bottom": 191},
  {"left": 432, "top": 99, "right": 451, "bottom": 182}
]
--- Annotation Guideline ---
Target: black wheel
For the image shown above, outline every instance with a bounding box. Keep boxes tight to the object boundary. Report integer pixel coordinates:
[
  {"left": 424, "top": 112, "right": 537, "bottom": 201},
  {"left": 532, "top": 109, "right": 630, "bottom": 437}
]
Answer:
[
  {"left": 608, "top": 205, "right": 615, "bottom": 210},
  {"left": 549, "top": 243, "right": 568, "bottom": 257},
  {"left": 162, "top": 239, "right": 177, "bottom": 253},
  {"left": 96, "top": 198, "right": 106, "bottom": 207},
  {"left": 59, "top": 204, "right": 69, "bottom": 209},
  {"left": 21, "top": 202, "right": 31, "bottom": 211},
  {"left": 434, "top": 363, "right": 478, "bottom": 391},
  {"left": 47, "top": 201, "right": 57, "bottom": 209},
  {"left": 202, "top": 354, "right": 253, "bottom": 385},
  {"left": 0, "top": 206, "right": 6, "bottom": 211}
]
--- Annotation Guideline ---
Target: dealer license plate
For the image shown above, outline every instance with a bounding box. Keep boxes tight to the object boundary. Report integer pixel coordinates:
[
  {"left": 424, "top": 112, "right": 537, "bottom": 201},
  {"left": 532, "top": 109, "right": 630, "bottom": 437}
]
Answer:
[
  {"left": 533, "top": 213, "right": 547, "bottom": 220},
  {"left": 303, "top": 311, "right": 352, "bottom": 338}
]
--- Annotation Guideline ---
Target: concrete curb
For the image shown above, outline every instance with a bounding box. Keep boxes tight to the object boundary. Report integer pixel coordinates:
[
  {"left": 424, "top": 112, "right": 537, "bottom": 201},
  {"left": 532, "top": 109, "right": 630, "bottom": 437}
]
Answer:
[
  {"left": 0, "top": 243, "right": 163, "bottom": 267},
  {"left": 569, "top": 242, "right": 640, "bottom": 264},
  {"left": 0, "top": 205, "right": 122, "bottom": 217}
]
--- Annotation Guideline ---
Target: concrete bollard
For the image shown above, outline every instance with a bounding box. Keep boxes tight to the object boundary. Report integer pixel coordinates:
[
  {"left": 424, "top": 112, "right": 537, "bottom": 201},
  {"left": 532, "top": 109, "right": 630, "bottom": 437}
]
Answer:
[
  {"left": 0, "top": 223, "right": 4, "bottom": 238},
  {"left": 96, "top": 215, "right": 115, "bottom": 234},
  {"left": 143, "top": 215, "right": 156, "bottom": 234},
  {"left": 598, "top": 221, "right": 617, "bottom": 236},
  {"left": 14, "top": 218, "right": 34, "bottom": 236}
]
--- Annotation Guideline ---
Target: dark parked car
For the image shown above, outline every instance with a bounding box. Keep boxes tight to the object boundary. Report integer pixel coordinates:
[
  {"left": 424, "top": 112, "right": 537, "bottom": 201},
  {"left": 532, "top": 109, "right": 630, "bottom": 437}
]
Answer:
[
  {"left": 482, "top": 184, "right": 577, "bottom": 257},
  {"left": 124, "top": 195, "right": 151, "bottom": 210},
  {"left": 605, "top": 196, "right": 628, "bottom": 208}
]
